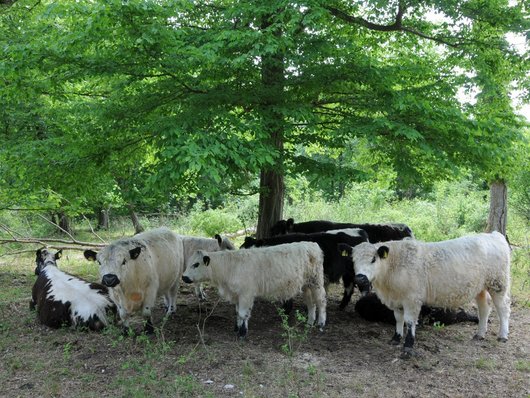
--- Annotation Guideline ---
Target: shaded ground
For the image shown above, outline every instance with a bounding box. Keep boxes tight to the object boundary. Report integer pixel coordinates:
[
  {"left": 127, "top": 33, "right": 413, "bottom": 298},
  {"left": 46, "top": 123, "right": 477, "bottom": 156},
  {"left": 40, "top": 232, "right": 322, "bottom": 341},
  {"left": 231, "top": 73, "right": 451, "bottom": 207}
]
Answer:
[{"left": 0, "top": 260, "right": 529, "bottom": 398}]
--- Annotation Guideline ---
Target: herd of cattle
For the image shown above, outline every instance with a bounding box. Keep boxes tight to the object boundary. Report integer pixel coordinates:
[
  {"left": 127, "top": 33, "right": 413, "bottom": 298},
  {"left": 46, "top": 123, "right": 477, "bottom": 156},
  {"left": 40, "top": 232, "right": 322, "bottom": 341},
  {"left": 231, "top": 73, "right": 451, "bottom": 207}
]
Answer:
[{"left": 30, "top": 218, "right": 511, "bottom": 357}]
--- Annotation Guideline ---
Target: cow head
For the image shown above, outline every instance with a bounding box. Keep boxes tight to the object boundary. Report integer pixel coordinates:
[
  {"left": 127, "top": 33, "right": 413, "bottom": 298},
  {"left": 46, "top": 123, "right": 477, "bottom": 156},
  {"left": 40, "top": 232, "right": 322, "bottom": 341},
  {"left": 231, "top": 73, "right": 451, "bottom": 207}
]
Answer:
[
  {"left": 351, "top": 242, "right": 389, "bottom": 292},
  {"left": 182, "top": 250, "right": 211, "bottom": 284},
  {"left": 240, "top": 236, "right": 257, "bottom": 249},
  {"left": 35, "top": 248, "right": 62, "bottom": 275},
  {"left": 270, "top": 218, "right": 296, "bottom": 236},
  {"left": 84, "top": 244, "right": 143, "bottom": 288}
]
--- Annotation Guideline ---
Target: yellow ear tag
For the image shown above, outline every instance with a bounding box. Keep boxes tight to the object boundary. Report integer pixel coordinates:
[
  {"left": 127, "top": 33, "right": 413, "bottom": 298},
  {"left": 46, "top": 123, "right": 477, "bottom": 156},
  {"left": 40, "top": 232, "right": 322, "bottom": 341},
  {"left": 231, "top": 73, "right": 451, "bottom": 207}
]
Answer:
[
  {"left": 341, "top": 250, "right": 348, "bottom": 257},
  {"left": 383, "top": 251, "right": 388, "bottom": 259}
]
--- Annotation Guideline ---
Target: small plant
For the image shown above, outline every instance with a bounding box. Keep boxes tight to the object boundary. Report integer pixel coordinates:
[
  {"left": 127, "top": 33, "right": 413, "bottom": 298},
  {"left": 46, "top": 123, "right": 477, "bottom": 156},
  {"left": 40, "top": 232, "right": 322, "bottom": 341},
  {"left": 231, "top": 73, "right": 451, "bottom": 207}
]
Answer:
[
  {"left": 515, "top": 360, "right": 530, "bottom": 373},
  {"left": 475, "top": 358, "right": 495, "bottom": 370},
  {"left": 278, "top": 307, "right": 311, "bottom": 357},
  {"left": 432, "top": 321, "right": 445, "bottom": 332},
  {"left": 63, "top": 342, "right": 73, "bottom": 361}
]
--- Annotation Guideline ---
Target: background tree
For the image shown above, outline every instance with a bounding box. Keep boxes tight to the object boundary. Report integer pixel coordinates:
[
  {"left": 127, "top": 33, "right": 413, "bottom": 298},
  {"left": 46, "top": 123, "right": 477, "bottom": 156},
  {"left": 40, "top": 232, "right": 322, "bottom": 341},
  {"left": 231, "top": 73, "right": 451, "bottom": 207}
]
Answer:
[{"left": 0, "top": 0, "right": 528, "bottom": 237}]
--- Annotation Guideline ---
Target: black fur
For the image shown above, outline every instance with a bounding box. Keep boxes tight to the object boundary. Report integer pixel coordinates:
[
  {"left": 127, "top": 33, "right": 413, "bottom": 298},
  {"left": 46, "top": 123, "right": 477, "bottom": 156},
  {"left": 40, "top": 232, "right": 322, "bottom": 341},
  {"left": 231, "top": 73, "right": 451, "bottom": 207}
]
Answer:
[
  {"left": 355, "top": 293, "right": 479, "bottom": 326},
  {"left": 270, "top": 218, "right": 413, "bottom": 243},
  {"left": 31, "top": 248, "right": 115, "bottom": 331}
]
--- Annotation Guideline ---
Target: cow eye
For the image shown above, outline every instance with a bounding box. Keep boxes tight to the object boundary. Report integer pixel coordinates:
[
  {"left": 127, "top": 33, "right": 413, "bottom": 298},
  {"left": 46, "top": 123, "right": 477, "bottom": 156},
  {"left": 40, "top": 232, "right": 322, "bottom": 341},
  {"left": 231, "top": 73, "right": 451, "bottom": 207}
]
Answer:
[
  {"left": 371, "top": 256, "right": 376, "bottom": 263},
  {"left": 122, "top": 259, "right": 126, "bottom": 265},
  {"left": 192, "top": 262, "right": 199, "bottom": 268}
]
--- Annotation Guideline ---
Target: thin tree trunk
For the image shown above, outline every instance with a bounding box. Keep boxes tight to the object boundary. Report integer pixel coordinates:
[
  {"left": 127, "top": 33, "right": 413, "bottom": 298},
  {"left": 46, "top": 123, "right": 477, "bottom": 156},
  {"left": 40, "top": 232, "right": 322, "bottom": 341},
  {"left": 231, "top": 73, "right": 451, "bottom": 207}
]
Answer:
[
  {"left": 96, "top": 208, "right": 109, "bottom": 231},
  {"left": 128, "top": 204, "right": 144, "bottom": 234},
  {"left": 57, "top": 212, "right": 72, "bottom": 235},
  {"left": 486, "top": 180, "right": 507, "bottom": 235}
]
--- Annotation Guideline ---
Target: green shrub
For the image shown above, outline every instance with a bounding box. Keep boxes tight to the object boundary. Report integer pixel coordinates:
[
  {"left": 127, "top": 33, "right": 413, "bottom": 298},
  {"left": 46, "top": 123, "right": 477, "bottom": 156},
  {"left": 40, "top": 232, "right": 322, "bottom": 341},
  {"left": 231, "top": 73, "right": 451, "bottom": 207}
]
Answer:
[{"left": 189, "top": 207, "right": 242, "bottom": 236}]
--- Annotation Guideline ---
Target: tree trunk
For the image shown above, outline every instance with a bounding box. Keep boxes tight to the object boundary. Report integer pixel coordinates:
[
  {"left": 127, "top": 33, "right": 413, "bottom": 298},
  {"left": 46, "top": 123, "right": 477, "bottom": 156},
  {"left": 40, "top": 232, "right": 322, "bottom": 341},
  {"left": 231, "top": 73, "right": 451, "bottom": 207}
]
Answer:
[
  {"left": 57, "top": 212, "right": 72, "bottom": 235},
  {"left": 486, "top": 180, "right": 507, "bottom": 235},
  {"left": 97, "top": 208, "right": 109, "bottom": 230},
  {"left": 128, "top": 204, "right": 144, "bottom": 234},
  {"left": 255, "top": 13, "right": 285, "bottom": 239},
  {"left": 257, "top": 169, "right": 284, "bottom": 239}
]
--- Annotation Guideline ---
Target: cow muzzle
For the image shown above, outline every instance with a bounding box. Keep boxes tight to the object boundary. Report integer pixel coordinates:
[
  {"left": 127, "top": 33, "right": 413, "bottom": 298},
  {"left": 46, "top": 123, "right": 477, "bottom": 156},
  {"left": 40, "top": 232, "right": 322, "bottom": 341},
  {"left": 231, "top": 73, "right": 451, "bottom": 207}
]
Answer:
[
  {"left": 102, "top": 273, "right": 120, "bottom": 288},
  {"left": 182, "top": 275, "right": 193, "bottom": 284},
  {"left": 355, "top": 274, "right": 371, "bottom": 294}
]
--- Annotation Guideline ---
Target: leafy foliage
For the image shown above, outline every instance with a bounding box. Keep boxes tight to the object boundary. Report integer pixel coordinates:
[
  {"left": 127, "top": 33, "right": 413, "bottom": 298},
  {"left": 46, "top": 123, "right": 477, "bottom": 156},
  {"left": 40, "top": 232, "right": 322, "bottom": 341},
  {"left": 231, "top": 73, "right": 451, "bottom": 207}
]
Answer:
[{"left": 0, "top": 0, "right": 528, "bottom": 220}]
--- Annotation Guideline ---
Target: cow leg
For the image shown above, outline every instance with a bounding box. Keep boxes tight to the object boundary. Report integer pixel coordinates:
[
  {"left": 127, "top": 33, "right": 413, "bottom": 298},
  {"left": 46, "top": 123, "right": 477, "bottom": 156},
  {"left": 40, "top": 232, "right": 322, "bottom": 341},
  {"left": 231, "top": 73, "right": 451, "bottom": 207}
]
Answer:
[
  {"left": 302, "top": 286, "right": 316, "bottom": 326},
  {"left": 490, "top": 290, "right": 510, "bottom": 342},
  {"left": 473, "top": 290, "right": 491, "bottom": 340},
  {"left": 312, "top": 285, "right": 327, "bottom": 331},
  {"left": 391, "top": 308, "right": 404, "bottom": 345},
  {"left": 236, "top": 296, "right": 253, "bottom": 338},
  {"left": 401, "top": 306, "right": 421, "bottom": 359},
  {"left": 163, "top": 282, "right": 180, "bottom": 316},
  {"left": 194, "top": 283, "right": 207, "bottom": 301},
  {"left": 339, "top": 273, "right": 354, "bottom": 310}
]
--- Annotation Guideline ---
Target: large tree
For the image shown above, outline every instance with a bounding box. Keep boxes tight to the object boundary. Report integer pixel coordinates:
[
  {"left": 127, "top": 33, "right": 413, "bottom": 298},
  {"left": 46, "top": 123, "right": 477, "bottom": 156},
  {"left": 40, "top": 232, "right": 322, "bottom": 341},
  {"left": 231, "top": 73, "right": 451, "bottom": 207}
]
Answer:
[{"left": 1, "top": 0, "right": 528, "bottom": 237}]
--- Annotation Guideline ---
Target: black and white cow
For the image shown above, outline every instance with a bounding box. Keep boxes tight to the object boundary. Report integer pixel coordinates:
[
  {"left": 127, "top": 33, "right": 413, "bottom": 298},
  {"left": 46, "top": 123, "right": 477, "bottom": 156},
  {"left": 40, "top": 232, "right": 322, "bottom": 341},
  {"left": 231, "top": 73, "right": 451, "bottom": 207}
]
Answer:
[
  {"left": 30, "top": 248, "right": 115, "bottom": 331},
  {"left": 241, "top": 231, "right": 368, "bottom": 309},
  {"left": 270, "top": 218, "right": 413, "bottom": 243}
]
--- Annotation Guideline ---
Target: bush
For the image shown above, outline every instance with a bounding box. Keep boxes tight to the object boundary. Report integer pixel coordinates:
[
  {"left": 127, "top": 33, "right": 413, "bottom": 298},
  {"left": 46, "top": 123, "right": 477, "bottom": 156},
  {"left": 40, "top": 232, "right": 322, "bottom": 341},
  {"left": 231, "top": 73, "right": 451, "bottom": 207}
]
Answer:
[{"left": 189, "top": 207, "right": 242, "bottom": 236}]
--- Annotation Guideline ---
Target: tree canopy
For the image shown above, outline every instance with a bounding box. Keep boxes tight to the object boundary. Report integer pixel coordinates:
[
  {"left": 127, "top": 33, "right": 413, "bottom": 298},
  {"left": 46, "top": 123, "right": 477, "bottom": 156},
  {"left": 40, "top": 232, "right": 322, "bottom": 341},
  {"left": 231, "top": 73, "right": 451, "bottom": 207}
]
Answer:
[{"left": 1, "top": 0, "right": 528, "bottom": 233}]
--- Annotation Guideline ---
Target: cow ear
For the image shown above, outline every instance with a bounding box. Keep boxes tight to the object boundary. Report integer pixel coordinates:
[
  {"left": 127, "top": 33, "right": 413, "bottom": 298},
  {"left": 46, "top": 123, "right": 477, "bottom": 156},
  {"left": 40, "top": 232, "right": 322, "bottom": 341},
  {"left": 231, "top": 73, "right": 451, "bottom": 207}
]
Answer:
[
  {"left": 215, "top": 234, "right": 222, "bottom": 246},
  {"left": 377, "top": 246, "right": 389, "bottom": 259},
  {"left": 130, "top": 247, "right": 142, "bottom": 260},
  {"left": 55, "top": 250, "right": 63, "bottom": 260},
  {"left": 84, "top": 250, "right": 97, "bottom": 261},
  {"left": 203, "top": 255, "right": 210, "bottom": 266},
  {"left": 36, "top": 249, "right": 42, "bottom": 260},
  {"left": 338, "top": 243, "right": 352, "bottom": 257}
]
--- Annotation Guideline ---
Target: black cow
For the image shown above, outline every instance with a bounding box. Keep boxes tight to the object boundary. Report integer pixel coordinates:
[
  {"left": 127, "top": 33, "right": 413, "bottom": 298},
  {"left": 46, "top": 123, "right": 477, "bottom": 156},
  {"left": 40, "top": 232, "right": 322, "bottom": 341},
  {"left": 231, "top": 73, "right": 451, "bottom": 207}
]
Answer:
[
  {"left": 241, "top": 231, "right": 368, "bottom": 310},
  {"left": 355, "top": 292, "right": 479, "bottom": 326},
  {"left": 31, "top": 248, "right": 115, "bottom": 331},
  {"left": 270, "top": 218, "right": 413, "bottom": 243}
]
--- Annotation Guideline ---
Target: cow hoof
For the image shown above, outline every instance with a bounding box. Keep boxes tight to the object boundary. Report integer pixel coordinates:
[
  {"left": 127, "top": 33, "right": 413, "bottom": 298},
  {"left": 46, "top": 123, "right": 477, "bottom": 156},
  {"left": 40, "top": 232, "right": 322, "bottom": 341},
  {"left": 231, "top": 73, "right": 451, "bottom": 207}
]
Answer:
[
  {"left": 318, "top": 323, "right": 325, "bottom": 332},
  {"left": 400, "top": 347, "right": 415, "bottom": 360},
  {"left": 497, "top": 337, "right": 508, "bottom": 343},
  {"left": 472, "top": 334, "right": 485, "bottom": 341}
]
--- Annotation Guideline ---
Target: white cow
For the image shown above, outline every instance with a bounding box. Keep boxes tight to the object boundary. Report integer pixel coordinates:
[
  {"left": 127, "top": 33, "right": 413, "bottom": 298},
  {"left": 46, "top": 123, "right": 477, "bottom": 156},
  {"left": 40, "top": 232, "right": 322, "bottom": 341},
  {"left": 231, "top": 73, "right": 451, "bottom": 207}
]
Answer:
[
  {"left": 182, "top": 242, "right": 327, "bottom": 338},
  {"left": 351, "top": 231, "right": 511, "bottom": 358},
  {"left": 84, "top": 228, "right": 234, "bottom": 333}
]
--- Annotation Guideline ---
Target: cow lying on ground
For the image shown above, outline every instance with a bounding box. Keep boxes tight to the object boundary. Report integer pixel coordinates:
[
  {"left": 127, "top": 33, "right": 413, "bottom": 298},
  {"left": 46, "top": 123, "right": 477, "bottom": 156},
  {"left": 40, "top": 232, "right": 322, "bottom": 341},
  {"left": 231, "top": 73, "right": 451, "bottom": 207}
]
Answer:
[
  {"left": 241, "top": 231, "right": 368, "bottom": 309},
  {"left": 270, "top": 218, "right": 413, "bottom": 243},
  {"left": 355, "top": 292, "right": 479, "bottom": 326},
  {"left": 182, "top": 242, "right": 327, "bottom": 338},
  {"left": 350, "top": 231, "right": 511, "bottom": 358},
  {"left": 31, "top": 248, "right": 115, "bottom": 331},
  {"left": 84, "top": 228, "right": 233, "bottom": 333}
]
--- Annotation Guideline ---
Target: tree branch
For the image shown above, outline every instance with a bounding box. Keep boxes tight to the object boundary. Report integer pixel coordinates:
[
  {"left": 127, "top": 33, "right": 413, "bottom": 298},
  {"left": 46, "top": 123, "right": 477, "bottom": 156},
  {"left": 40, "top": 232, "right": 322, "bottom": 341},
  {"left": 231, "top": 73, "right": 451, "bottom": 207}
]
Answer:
[{"left": 325, "top": 3, "right": 461, "bottom": 48}]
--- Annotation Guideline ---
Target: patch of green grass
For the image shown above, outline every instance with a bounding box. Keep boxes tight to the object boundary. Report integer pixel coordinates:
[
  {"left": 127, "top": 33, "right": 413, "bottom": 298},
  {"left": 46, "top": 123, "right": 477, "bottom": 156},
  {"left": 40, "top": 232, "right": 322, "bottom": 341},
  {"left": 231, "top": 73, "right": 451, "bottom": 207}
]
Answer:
[
  {"left": 515, "top": 360, "right": 530, "bottom": 373},
  {"left": 474, "top": 358, "right": 496, "bottom": 370}
]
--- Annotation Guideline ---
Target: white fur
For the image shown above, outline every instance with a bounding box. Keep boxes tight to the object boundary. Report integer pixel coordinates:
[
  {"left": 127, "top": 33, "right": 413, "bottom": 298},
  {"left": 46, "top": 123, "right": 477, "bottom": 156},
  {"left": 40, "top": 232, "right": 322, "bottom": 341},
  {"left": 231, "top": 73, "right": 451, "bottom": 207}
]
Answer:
[
  {"left": 352, "top": 231, "right": 511, "bottom": 347},
  {"left": 44, "top": 266, "right": 113, "bottom": 327},
  {"left": 93, "top": 228, "right": 234, "bottom": 328},
  {"left": 183, "top": 242, "right": 327, "bottom": 334},
  {"left": 325, "top": 228, "right": 365, "bottom": 237}
]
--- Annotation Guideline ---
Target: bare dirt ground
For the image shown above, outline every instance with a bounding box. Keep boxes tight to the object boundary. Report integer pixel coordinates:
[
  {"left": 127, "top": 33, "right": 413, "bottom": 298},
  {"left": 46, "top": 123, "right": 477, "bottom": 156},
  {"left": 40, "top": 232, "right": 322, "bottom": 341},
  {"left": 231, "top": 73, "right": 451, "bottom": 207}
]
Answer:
[{"left": 1, "top": 267, "right": 529, "bottom": 398}]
